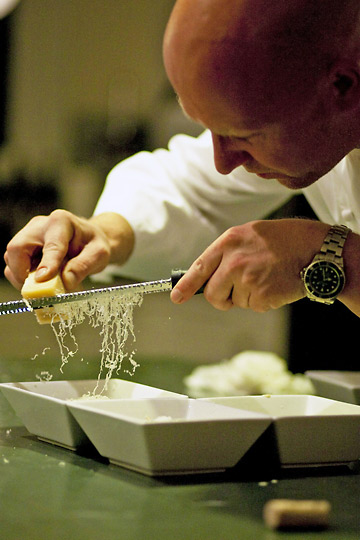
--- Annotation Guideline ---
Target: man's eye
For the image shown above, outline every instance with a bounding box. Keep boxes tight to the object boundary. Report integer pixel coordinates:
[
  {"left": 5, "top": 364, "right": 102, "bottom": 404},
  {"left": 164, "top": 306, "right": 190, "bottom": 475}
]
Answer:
[{"left": 232, "top": 133, "right": 259, "bottom": 143}]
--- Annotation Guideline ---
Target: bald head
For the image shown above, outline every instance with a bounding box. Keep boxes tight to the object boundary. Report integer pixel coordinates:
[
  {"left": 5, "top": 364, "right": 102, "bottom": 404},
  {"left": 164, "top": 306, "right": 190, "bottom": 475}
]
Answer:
[{"left": 163, "top": 0, "right": 360, "bottom": 125}]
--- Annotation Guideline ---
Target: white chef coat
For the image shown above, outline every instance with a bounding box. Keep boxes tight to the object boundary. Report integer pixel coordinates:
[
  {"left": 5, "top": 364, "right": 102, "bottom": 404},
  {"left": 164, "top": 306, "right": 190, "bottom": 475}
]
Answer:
[{"left": 94, "top": 130, "right": 360, "bottom": 280}]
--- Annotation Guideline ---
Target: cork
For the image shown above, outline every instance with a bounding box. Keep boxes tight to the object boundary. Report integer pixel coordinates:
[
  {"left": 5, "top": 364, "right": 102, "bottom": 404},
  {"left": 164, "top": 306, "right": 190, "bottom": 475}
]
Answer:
[{"left": 263, "top": 499, "right": 331, "bottom": 529}]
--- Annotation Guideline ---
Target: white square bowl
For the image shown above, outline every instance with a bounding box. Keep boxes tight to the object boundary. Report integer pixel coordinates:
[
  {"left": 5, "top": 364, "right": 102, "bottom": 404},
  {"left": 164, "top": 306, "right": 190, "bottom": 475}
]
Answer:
[
  {"left": 201, "top": 395, "right": 360, "bottom": 467},
  {"left": 306, "top": 370, "right": 360, "bottom": 405},
  {"left": 0, "top": 379, "right": 187, "bottom": 450},
  {"left": 67, "top": 398, "right": 272, "bottom": 475}
]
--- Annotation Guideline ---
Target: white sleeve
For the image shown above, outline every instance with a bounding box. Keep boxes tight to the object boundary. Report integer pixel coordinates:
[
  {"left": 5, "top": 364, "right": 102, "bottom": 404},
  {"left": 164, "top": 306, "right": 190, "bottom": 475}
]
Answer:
[{"left": 94, "top": 130, "right": 292, "bottom": 280}]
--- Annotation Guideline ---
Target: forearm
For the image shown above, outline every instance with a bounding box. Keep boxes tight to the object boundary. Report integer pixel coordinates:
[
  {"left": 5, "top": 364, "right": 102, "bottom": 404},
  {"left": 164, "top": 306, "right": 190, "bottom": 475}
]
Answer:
[{"left": 89, "top": 212, "right": 135, "bottom": 266}]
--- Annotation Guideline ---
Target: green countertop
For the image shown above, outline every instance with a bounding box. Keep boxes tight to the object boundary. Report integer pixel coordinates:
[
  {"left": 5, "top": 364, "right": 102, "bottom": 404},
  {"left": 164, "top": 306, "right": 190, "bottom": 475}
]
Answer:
[{"left": 1, "top": 358, "right": 360, "bottom": 540}]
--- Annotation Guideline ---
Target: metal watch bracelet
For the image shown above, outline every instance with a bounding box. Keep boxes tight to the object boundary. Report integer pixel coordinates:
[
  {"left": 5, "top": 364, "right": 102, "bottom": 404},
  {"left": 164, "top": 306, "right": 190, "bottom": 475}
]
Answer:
[{"left": 314, "top": 223, "right": 350, "bottom": 264}]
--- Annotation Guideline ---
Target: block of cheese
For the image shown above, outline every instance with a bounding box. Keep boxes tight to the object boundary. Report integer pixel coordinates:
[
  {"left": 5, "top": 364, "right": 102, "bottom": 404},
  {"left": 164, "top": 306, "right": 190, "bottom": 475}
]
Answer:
[
  {"left": 263, "top": 499, "right": 331, "bottom": 530},
  {"left": 21, "top": 271, "right": 66, "bottom": 324}
]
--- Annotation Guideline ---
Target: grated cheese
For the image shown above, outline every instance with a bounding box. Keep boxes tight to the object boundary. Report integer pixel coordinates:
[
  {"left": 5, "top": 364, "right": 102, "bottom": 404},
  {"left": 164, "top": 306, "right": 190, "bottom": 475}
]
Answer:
[{"left": 47, "top": 290, "right": 144, "bottom": 393}]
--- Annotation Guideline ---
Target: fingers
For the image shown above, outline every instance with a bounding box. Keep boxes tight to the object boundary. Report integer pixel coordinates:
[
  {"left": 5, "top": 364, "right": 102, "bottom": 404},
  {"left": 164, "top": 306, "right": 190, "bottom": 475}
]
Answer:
[
  {"left": 4, "top": 210, "right": 83, "bottom": 290},
  {"left": 170, "top": 253, "right": 270, "bottom": 312},
  {"left": 36, "top": 212, "right": 76, "bottom": 280},
  {"left": 3, "top": 265, "right": 23, "bottom": 291},
  {"left": 204, "top": 268, "right": 235, "bottom": 311},
  {"left": 170, "top": 258, "right": 212, "bottom": 303},
  {"left": 170, "top": 243, "right": 236, "bottom": 311},
  {"left": 4, "top": 215, "right": 49, "bottom": 289},
  {"left": 170, "top": 224, "right": 273, "bottom": 312},
  {"left": 62, "top": 239, "right": 110, "bottom": 291},
  {"left": 171, "top": 219, "right": 318, "bottom": 313},
  {"left": 4, "top": 208, "right": 115, "bottom": 293}
]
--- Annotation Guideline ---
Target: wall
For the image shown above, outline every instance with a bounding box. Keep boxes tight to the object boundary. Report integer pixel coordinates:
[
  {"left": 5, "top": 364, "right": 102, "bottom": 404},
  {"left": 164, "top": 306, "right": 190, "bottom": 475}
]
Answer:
[{"left": 6, "top": 0, "right": 174, "bottom": 174}]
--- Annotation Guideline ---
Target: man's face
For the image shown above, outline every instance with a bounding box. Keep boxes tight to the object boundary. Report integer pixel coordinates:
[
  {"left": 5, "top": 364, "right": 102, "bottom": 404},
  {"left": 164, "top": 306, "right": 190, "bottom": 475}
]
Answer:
[
  {"left": 178, "top": 84, "right": 348, "bottom": 190},
  {"left": 163, "top": 0, "right": 356, "bottom": 190}
]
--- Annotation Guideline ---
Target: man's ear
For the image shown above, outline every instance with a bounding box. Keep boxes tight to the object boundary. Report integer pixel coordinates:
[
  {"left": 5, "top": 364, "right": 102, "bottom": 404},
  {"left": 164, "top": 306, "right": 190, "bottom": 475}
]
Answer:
[{"left": 328, "top": 60, "right": 360, "bottom": 111}]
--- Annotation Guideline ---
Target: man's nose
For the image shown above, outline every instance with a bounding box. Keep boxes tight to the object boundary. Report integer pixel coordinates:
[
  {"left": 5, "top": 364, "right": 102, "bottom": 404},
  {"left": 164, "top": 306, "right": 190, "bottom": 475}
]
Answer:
[{"left": 211, "top": 133, "right": 251, "bottom": 174}]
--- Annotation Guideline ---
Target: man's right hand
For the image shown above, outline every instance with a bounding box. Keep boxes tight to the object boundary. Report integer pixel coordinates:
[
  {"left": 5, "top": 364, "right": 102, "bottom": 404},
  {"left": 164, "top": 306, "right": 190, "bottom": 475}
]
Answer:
[{"left": 4, "top": 209, "right": 135, "bottom": 291}]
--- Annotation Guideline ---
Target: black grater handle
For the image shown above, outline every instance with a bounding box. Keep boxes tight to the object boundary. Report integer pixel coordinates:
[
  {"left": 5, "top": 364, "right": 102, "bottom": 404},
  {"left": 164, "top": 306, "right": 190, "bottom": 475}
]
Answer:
[{"left": 171, "top": 269, "right": 206, "bottom": 295}]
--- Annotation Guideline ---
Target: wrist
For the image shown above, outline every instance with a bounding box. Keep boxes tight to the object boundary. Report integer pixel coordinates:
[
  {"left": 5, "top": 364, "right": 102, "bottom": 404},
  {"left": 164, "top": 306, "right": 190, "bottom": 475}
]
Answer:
[{"left": 300, "top": 224, "right": 350, "bottom": 305}]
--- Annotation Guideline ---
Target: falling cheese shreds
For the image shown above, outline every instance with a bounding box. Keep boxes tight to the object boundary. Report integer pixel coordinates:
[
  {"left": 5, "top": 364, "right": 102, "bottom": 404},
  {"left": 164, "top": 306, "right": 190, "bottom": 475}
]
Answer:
[
  {"left": 36, "top": 371, "right": 53, "bottom": 382},
  {"left": 47, "top": 290, "right": 144, "bottom": 393}
]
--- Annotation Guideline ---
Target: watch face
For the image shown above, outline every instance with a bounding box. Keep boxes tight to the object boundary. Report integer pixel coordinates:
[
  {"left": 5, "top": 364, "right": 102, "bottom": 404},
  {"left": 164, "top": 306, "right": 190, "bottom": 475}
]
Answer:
[{"left": 303, "top": 260, "right": 345, "bottom": 300}]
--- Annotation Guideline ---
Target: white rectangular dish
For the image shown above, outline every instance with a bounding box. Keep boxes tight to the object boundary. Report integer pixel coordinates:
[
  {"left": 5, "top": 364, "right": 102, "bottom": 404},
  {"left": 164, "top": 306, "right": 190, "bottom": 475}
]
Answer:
[
  {"left": 67, "top": 398, "right": 272, "bottom": 476},
  {"left": 201, "top": 395, "right": 360, "bottom": 467},
  {"left": 306, "top": 370, "right": 360, "bottom": 405},
  {"left": 0, "top": 379, "right": 187, "bottom": 450}
]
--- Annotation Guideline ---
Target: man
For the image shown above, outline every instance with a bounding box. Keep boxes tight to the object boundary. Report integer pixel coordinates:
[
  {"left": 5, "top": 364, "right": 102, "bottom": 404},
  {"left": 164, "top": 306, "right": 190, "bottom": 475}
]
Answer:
[{"left": 4, "top": 0, "right": 360, "bottom": 317}]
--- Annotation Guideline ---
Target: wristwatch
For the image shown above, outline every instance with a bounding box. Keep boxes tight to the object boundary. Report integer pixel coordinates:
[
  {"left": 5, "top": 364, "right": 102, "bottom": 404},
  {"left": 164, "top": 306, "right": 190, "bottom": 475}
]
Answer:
[{"left": 300, "top": 224, "right": 350, "bottom": 305}]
